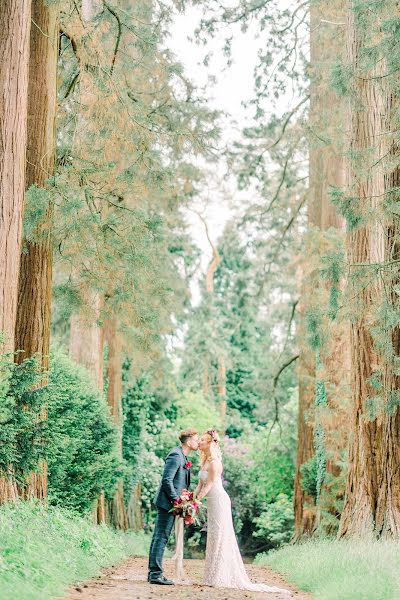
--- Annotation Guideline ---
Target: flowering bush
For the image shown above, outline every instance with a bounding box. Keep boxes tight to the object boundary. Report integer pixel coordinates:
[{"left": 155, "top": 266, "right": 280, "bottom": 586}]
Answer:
[{"left": 222, "top": 424, "right": 295, "bottom": 554}]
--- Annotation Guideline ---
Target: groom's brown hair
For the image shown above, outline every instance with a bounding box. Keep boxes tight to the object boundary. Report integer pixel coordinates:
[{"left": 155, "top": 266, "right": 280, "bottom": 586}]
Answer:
[{"left": 179, "top": 428, "right": 198, "bottom": 444}]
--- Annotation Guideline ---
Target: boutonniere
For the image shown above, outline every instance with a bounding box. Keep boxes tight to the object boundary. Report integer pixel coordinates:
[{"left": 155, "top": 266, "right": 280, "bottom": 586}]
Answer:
[{"left": 184, "top": 461, "right": 192, "bottom": 470}]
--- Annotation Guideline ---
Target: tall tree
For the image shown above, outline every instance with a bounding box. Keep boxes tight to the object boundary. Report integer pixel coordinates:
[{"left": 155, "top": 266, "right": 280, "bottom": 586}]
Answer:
[
  {"left": 15, "top": 0, "right": 59, "bottom": 498},
  {"left": 13, "top": 0, "right": 59, "bottom": 501},
  {"left": 15, "top": 0, "right": 59, "bottom": 370},
  {"left": 66, "top": 0, "right": 108, "bottom": 522},
  {"left": 0, "top": 0, "right": 32, "bottom": 503},
  {"left": 338, "top": 0, "right": 400, "bottom": 538},
  {"left": 196, "top": 211, "right": 227, "bottom": 427},
  {"left": 104, "top": 317, "right": 128, "bottom": 530},
  {"left": 0, "top": 1, "right": 31, "bottom": 352},
  {"left": 293, "top": 0, "right": 349, "bottom": 540}
]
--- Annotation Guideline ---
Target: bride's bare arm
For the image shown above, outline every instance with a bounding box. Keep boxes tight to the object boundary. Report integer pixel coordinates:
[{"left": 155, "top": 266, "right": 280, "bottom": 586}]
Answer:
[
  {"left": 194, "top": 480, "right": 203, "bottom": 497},
  {"left": 196, "top": 460, "right": 222, "bottom": 499}
]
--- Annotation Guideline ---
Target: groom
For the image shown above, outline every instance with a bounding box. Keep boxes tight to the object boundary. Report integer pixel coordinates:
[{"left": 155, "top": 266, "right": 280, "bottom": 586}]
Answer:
[{"left": 148, "top": 428, "right": 199, "bottom": 585}]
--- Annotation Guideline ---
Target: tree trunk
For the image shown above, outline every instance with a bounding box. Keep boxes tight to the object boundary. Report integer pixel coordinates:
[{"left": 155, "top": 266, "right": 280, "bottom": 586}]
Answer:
[
  {"left": 218, "top": 355, "right": 227, "bottom": 431},
  {"left": 67, "top": 0, "right": 106, "bottom": 524},
  {"left": 69, "top": 290, "right": 104, "bottom": 392},
  {"left": 293, "top": 320, "right": 316, "bottom": 539},
  {"left": 127, "top": 481, "right": 144, "bottom": 531},
  {"left": 69, "top": 288, "right": 105, "bottom": 523},
  {"left": 13, "top": 0, "right": 59, "bottom": 501},
  {"left": 0, "top": 0, "right": 32, "bottom": 503},
  {"left": 293, "top": 0, "right": 347, "bottom": 540},
  {"left": 104, "top": 317, "right": 128, "bottom": 530},
  {"left": 0, "top": 0, "right": 31, "bottom": 352},
  {"left": 15, "top": 0, "right": 59, "bottom": 368},
  {"left": 338, "top": 1, "right": 400, "bottom": 538}
]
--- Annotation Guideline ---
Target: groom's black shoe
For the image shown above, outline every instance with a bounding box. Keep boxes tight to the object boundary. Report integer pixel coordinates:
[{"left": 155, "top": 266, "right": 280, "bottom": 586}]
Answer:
[{"left": 149, "top": 574, "right": 174, "bottom": 585}]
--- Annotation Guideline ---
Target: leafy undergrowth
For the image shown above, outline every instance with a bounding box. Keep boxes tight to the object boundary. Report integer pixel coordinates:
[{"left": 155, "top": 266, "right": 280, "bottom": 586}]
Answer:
[
  {"left": 255, "top": 538, "right": 400, "bottom": 600},
  {"left": 0, "top": 501, "right": 150, "bottom": 600}
]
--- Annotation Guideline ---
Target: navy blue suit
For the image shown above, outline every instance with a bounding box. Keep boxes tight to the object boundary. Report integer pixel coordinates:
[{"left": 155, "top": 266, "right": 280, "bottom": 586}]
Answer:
[{"left": 148, "top": 446, "right": 191, "bottom": 577}]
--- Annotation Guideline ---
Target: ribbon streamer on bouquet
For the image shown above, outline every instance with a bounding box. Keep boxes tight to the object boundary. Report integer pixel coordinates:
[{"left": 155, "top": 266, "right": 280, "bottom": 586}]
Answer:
[{"left": 171, "top": 517, "right": 191, "bottom": 584}]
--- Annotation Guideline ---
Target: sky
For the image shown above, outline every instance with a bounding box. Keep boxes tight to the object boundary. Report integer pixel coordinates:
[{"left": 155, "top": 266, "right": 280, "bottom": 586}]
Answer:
[{"left": 167, "top": 6, "right": 260, "bottom": 269}]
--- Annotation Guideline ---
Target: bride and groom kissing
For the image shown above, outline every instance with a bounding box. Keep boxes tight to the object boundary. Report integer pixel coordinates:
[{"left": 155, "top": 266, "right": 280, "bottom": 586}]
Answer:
[{"left": 148, "top": 427, "right": 291, "bottom": 595}]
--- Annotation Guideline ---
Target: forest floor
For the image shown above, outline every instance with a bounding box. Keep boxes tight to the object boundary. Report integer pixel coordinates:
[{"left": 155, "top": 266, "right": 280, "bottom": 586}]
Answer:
[{"left": 62, "top": 556, "right": 311, "bottom": 600}]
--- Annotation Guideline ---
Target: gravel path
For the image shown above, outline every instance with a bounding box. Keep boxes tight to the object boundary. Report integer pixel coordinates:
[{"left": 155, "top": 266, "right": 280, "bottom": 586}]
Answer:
[{"left": 62, "top": 556, "right": 311, "bottom": 600}]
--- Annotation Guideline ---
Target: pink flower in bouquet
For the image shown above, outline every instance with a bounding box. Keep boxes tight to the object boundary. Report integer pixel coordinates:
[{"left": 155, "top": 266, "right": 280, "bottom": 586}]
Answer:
[
  {"left": 170, "top": 489, "right": 203, "bottom": 526},
  {"left": 184, "top": 515, "right": 195, "bottom": 525},
  {"left": 181, "top": 488, "right": 192, "bottom": 501}
]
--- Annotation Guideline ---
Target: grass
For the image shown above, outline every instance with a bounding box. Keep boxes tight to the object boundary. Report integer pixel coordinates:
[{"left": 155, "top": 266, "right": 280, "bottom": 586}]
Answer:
[
  {"left": 255, "top": 538, "right": 400, "bottom": 600},
  {"left": 0, "top": 500, "right": 150, "bottom": 600}
]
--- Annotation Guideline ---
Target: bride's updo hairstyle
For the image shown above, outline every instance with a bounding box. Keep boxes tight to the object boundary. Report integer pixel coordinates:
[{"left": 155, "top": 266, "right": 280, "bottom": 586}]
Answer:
[{"left": 200, "top": 428, "right": 222, "bottom": 465}]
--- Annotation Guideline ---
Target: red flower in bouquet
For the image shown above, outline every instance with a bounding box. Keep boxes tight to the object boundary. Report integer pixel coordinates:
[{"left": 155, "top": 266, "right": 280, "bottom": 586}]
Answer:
[
  {"left": 184, "top": 460, "right": 192, "bottom": 470},
  {"left": 170, "top": 489, "right": 202, "bottom": 525}
]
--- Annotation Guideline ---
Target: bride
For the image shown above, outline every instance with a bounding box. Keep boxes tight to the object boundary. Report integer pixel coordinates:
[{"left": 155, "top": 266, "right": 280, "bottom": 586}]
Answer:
[{"left": 195, "top": 429, "right": 292, "bottom": 595}]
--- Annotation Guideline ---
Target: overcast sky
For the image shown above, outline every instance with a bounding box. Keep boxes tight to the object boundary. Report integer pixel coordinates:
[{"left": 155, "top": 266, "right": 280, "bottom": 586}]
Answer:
[{"left": 168, "top": 6, "right": 260, "bottom": 267}]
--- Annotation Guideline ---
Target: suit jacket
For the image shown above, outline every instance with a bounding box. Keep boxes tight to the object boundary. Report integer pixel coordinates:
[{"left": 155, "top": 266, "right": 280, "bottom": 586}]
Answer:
[{"left": 153, "top": 446, "right": 191, "bottom": 511}]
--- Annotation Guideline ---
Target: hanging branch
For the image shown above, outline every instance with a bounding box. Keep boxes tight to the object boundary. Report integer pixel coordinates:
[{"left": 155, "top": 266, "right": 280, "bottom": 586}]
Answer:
[
  {"left": 190, "top": 208, "right": 221, "bottom": 293},
  {"left": 267, "top": 353, "right": 300, "bottom": 447},
  {"left": 104, "top": 2, "right": 122, "bottom": 75}
]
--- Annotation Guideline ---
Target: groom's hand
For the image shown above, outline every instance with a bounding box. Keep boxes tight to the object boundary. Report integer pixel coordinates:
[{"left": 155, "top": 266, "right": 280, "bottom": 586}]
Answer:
[{"left": 161, "top": 449, "right": 181, "bottom": 503}]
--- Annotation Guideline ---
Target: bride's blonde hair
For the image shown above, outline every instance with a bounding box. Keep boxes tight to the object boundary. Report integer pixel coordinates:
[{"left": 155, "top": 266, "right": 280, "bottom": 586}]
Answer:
[{"left": 200, "top": 428, "right": 222, "bottom": 466}]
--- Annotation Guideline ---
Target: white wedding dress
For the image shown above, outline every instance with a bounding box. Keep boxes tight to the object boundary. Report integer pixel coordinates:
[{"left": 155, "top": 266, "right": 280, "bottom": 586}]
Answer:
[{"left": 200, "top": 469, "right": 291, "bottom": 595}]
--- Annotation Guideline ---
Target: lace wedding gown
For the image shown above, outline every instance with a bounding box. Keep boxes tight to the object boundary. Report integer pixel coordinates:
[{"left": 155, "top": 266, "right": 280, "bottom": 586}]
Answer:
[{"left": 200, "top": 469, "right": 291, "bottom": 595}]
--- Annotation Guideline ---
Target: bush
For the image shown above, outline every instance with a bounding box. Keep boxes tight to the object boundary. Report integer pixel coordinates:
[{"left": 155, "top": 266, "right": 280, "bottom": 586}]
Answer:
[
  {"left": 0, "top": 354, "right": 48, "bottom": 486},
  {"left": 0, "top": 501, "right": 150, "bottom": 600},
  {"left": 0, "top": 354, "right": 46, "bottom": 484},
  {"left": 47, "top": 350, "right": 122, "bottom": 513},
  {"left": 0, "top": 349, "right": 122, "bottom": 514},
  {"left": 253, "top": 493, "right": 294, "bottom": 546},
  {"left": 222, "top": 426, "right": 295, "bottom": 554}
]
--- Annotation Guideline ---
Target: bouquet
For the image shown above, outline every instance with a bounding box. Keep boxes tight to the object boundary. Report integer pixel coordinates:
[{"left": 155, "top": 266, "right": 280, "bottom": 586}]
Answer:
[{"left": 170, "top": 489, "right": 202, "bottom": 525}]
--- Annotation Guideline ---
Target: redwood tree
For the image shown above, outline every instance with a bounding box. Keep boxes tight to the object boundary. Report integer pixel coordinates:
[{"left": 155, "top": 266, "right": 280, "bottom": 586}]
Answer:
[
  {"left": 104, "top": 317, "right": 128, "bottom": 530},
  {"left": 13, "top": 0, "right": 59, "bottom": 501},
  {"left": 15, "top": 0, "right": 59, "bottom": 369},
  {"left": 293, "top": 0, "right": 348, "bottom": 539},
  {"left": 338, "top": 0, "right": 400, "bottom": 538},
  {"left": 0, "top": 1, "right": 31, "bottom": 352},
  {"left": 0, "top": 0, "right": 31, "bottom": 503}
]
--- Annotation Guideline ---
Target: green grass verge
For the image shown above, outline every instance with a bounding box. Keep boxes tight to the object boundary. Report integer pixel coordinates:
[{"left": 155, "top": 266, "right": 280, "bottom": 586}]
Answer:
[
  {"left": 255, "top": 538, "right": 400, "bottom": 600},
  {"left": 0, "top": 501, "right": 150, "bottom": 600}
]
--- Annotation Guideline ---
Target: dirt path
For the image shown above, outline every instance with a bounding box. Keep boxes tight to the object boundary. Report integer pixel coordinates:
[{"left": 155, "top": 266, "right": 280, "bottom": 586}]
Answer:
[{"left": 62, "top": 557, "right": 311, "bottom": 600}]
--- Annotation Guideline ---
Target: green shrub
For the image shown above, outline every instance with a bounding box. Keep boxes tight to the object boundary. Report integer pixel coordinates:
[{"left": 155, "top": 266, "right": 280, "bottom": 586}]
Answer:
[
  {"left": 47, "top": 350, "right": 122, "bottom": 513},
  {"left": 0, "top": 354, "right": 47, "bottom": 485},
  {"left": 0, "top": 349, "right": 122, "bottom": 514},
  {"left": 253, "top": 493, "right": 294, "bottom": 546},
  {"left": 0, "top": 501, "right": 149, "bottom": 600}
]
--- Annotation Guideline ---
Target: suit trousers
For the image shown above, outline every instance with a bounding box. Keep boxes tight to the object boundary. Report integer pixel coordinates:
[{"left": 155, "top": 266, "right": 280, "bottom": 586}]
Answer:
[{"left": 148, "top": 507, "right": 176, "bottom": 576}]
